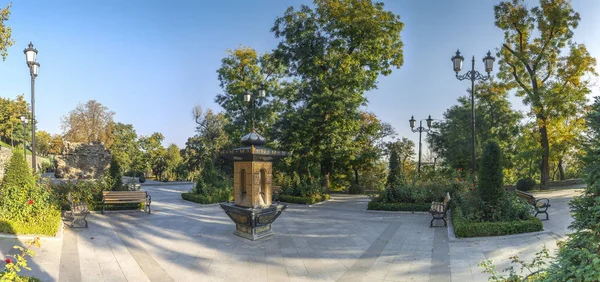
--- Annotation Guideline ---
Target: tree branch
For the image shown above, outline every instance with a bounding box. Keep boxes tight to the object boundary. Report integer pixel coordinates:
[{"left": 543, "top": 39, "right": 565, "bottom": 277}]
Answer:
[
  {"left": 507, "top": 60, "right": 533, "bottom": 97},
  {"left": 533, "top": 22, "right": 556, "bottom": 71}
]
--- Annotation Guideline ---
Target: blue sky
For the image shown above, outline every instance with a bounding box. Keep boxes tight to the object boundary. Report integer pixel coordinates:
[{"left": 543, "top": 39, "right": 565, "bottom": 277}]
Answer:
[{"left": 0, "top": 0, "right": 598, "bottom": 150}]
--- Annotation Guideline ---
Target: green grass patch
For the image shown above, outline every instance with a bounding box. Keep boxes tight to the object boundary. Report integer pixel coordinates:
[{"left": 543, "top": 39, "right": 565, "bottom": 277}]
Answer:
[
  {"left": 0, "top": 211, "right": 62, "bottom": 236},
  {"left": 452, "top": 206, "right": 543, "bottom": 238},
  {"left": 279, "top": 194, "right": 330, "bottom": 205},
  {"left": 367, "top": 201, "right": 431, "bottom": 212},
  {"left": 181, "top": 192, "right": 232, "bottom": 204}
]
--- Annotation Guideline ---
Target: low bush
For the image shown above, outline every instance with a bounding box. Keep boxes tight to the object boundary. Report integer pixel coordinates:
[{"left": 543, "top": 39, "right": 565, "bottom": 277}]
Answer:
[
  {"left": 0, "top": 150, "right": 62, "bottom": 236},
  {"left": 0, "top": 211, "right": 62, "bottom": 236},
  {"left": 367, "top": 201, "right": 430, "bottom": 212},
  {"left": 452, "top": 206, "right": 543, "bottom": 238},
  {"left": 279, "top": 194, "right": 330, "bottom": 205},
  {"left": 348, "top": 183, "right": 365, "bottom": 194},
  {"left": 181, "top": 191, "right": 232, "bottom": 204},
  {"left": 138, "top": 174, "right": 146, "bottom": 183},
  {"left": 516, "top": 178, "right": 536, "bottom": 191}
]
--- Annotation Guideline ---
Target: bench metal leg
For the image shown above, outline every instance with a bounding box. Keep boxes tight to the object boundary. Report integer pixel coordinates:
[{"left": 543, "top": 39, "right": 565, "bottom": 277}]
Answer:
[
  {"left": 70, "top": 213, "right": 89, "bottom": 228},
  {"left": 430, "top": 213, "right": 448, "bottom": 227},
  {"left": 534, "top": 211, "right": 549, "bottom": 220}
]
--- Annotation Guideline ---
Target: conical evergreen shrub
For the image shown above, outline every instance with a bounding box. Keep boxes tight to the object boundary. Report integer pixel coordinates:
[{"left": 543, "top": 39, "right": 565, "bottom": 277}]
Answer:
[
  {"left": 477, "top": 141, "right": 505, "bottom": 221},
  {"left": 109, "top": 158, "right": 124, "bottom": 191},
  {"left": 386, "top": 148, "right": 403, "bottom": 188},
  {"left": 0, "top": 149, "right": 35, "bottom": 220}
]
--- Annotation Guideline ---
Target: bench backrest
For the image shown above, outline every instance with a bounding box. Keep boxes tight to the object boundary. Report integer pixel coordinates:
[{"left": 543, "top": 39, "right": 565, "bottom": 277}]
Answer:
[
  {"left": 516, "top": 190, "right": 535, "bottom": 205},
  {"left": 442, "top": 192, "right": 451, "bottom": 207},
  {"left": 103, "top": 191, "right": 148, "bottom": 201}
]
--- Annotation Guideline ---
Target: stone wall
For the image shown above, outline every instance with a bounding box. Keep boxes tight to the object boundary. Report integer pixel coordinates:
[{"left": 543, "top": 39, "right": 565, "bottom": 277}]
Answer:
[
  {"left": 55, "top": 142, "right": 111, "bottom": 179},
  {"left": 0, "top": 147, "right": 12, "bottom": 181}
]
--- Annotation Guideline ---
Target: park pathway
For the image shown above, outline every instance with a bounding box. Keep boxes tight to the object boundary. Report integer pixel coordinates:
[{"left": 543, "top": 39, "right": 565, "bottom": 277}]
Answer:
[{"left": 0, "top": 183, "right": 580, "bottom": 282}]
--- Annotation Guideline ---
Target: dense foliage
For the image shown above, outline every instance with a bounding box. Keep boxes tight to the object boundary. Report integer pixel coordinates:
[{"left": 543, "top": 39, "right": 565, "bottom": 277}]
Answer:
[
  {"left": 544, "top": 96, "right": 600, "bottom": 280},
  {"left": 515, "top": 178, "right": 536, "bottom": 191},
  {"left": 0, "top": 149, "right": 61, "bottom": 236},
  {"left": 494, "top": 0, "right": 597, "bottom": 189}
]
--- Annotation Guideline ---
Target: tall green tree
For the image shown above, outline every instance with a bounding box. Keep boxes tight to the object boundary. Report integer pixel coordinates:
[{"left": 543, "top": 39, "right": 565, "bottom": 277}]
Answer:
[
  {"left": 139, "top": 132, "right": 165, "bottom": 178},
  {"left": 545, "top": 96, "right": 600, "bottom": 280},
  {"left": 547, "top": 115, "right": 586, "bottom": 180},
  {"left": 0, "top": 95, "right": 30, "bottom": 146},
  {"left": 350, "top": 112, "right": 394, "bottom": 185},
  {"left": 0, "top": 3, "right": 14, "bottom": 61},
  {"left": 165, "top": 143, "right": 183, "bottom": 180},
  {"left": 61, "top": 100, "right": 116, "bottom": 147},
  {"left": 494, "top": 0, "right": 596, "bottom": 189},
  {"left": 215, "top": 47, "right": 284, "bottom": 141},
  {"left": 386, "top": 138, "right": 415, "bottom": 177},
  {"left": 35, "top": 131, "right": 51, "bottom": 157},
  {"left": 272, "top": 0, "right": 404, "bottom": 188},
  {"left": 477, "top": 141, "right": 505, "bottom": 221},
  {"left": 107, "top": 123, "right": 140, "bottom": 174},
  {"left": 428, "top": 81, "right": 521, "bottom": 175}
]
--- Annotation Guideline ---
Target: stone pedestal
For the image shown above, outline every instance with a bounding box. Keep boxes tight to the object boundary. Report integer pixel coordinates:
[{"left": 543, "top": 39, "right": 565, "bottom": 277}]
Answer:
[{"left": 220, "top": 203, "right": 286, "bottom": 241}]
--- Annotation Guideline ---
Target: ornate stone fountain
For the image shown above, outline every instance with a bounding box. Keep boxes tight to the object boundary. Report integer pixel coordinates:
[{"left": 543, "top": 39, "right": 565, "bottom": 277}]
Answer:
[{"left": 219, "top": 132, "right": 289, "bottom": 241}]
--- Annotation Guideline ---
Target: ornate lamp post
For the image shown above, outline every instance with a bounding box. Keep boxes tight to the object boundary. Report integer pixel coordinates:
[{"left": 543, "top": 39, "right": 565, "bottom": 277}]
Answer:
[
  {"left": 451, "top": 49, "right": 495, "bottom": 182},
  {"left": 243, "top": 86, "right": 266, "bottom": 132},
  {"left": 409, "top": 115, "right": 433, "bottom": 174},
  {"left": 24, "top": 42, "right": 40, "bottom": 172},
  {"left": 20, "top": 116, "right": 28, "bottom": 160}
]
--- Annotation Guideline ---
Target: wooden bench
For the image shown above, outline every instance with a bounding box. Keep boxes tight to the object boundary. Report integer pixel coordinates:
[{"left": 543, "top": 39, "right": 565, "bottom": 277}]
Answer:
[
  {"left": 429, "top": 192, "right": 451, "bottom": 227},
  {"left": 516, "top": 190, "right": 550, "bottom": 220},
  {"left": 68, "top": 193, "right": 90, "bottom": 228},
  {"left": 102, "top": 191, "right": 151, "bottom": 214}
]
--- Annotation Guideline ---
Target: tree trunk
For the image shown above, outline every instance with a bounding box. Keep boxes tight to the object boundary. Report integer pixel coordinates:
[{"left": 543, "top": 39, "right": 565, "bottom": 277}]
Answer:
[
  {"left": 320, "top": 161, "right": 333, "bottom": 192},
  {"left": 354, "top": 167, "right": 359, "bottom": 185},
  {"left": 538, "top": 121, "right": 551, "bottom": 190},
  {"left": 558, "top": 158, "right": 565, "bottom": 181}
]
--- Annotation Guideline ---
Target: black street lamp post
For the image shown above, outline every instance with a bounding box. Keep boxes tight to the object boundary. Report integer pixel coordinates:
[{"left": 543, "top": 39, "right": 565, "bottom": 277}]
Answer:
[
  {"left": 24, "top": 42, "right": 40, "bottom": 172},
  {"left": 451, "top": 49, "right": 495, "bottom": 182},
  {"left": 244, "top": 86, "right": 266, "bottom": 132},
  {"left": 409, "top": 115, "right": 433, "bottom": 174},
  {"left": 20, "top": 116, "right": 28, "bottom": 160}
]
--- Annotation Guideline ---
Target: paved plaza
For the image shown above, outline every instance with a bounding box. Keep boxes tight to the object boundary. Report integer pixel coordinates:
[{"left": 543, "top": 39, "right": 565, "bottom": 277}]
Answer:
[{"left": 0, "top": 184, "right": 582, "bottom": 282}]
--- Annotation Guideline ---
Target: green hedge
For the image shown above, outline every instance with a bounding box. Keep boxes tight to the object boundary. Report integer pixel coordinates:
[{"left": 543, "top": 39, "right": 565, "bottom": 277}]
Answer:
[
  {"left": 452, "top": 207, "right": 543, "bottom": 238},
  {"left": 367, "top": 201, "right": 431, "bottom": 212},
  {"left": 279, "top": 194, "right": 330, "bottom": 205},
  {"left": 181, "top": 192, "right": 232, "bottom": 204},
  {"left": 0, "top": 210, "right": 62, "bottom": 236}
]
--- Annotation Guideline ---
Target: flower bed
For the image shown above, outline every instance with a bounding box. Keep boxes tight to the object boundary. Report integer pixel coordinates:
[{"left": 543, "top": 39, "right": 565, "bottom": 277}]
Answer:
[{"left": 452, "top": 206, "right": 543, "bottom": 238}]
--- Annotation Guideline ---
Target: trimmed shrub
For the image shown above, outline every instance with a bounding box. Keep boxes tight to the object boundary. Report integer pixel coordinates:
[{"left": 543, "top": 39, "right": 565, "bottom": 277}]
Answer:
[
  {"left": 279, "top": 194, "right": 330, "bottom": 205},
  {"left": 367, "top": 201, "right": 430, "bottom": 212},
  {"left": 477, "top": 141, "right": 506, "bottom": 221},
  {"left": 108, "top": 158, "right": 125, "bottom": 191},
  {"left": 452, "top": 206, "right": 543, "bottom": 238},
  {"left": 516, "top": 178, "right": 536, "bottom": 191},
  {"left": 181, "top": 191, "right": 232, "bottom": 204},
  {"left": 138, "top": 174, "right": 146, "bottom": 183},
  {"left": 386, "top": 148, "right": 403, "bottom": 188}
]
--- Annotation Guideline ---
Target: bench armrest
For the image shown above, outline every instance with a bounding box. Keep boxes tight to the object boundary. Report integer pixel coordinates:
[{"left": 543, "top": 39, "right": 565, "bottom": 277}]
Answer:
[{"left": 535, "top": 198, "right": 550, "bottom": 206}]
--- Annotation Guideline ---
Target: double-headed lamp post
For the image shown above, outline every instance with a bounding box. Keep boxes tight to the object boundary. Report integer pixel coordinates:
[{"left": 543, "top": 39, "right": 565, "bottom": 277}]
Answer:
[
  {"left": 20, "top": 116, "right": 28, "bottom": 160},
  {"left": 24, "top": 42, "right": 40, "bottom": 172},
  {"left": 409, "top": 115, "right": 433, "bottom": 174},
  {"left": 451, "top": 49, "right": 495, "bottom": 182},
  {"left": 243, "top": 86, "right": 266, "bottom": 132}
]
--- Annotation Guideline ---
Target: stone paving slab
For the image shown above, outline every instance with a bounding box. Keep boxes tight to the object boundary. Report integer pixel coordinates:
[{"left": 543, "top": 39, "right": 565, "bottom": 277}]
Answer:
[{"left": 0, "top": 185, "right": 579, "bottom": 282}]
